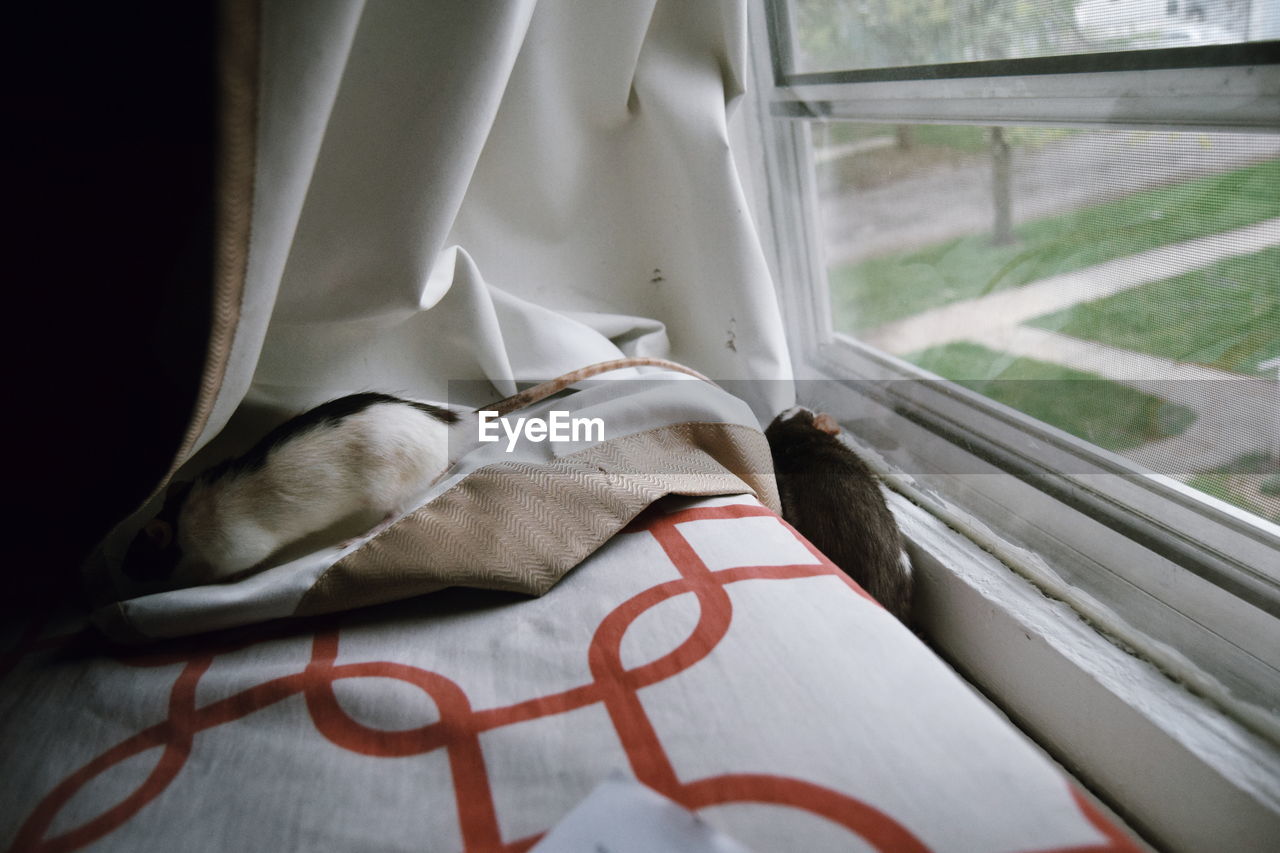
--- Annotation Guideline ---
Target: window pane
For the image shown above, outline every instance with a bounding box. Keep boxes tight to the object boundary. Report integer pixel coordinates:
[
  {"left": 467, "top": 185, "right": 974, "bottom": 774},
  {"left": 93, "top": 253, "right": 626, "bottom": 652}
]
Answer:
[
  {"left": 815, "top": 123, "right": 1280, "bottom": 523},
  {"left": 787, "top": 0, "right": 1280, "bottom": 74}
]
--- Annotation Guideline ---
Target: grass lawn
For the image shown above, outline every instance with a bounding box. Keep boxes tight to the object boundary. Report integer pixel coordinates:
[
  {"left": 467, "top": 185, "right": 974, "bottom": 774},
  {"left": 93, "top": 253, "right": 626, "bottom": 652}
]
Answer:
[
  {"left": 904, "top": 342, "right": 1197, "bottom": 451},
  {"left": 830, "top": 157, "right": 1280, "bottom": 332},
  {"left": 1187, "top": 452, "right": 1280, "bottom": 524},
  {"left": 1027, "top": 246, "right": 1280, "bottom": 375}
]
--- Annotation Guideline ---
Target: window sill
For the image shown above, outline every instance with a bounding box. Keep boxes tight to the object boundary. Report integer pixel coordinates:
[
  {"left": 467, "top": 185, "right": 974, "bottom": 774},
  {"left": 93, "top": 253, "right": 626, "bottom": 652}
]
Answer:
[{"left": 889, "top": 490, "right": 1280, "bottom": 851}]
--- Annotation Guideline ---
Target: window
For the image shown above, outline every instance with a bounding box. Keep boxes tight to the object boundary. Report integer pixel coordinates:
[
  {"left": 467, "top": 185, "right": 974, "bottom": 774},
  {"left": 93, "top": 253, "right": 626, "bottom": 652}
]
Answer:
[
  {"left": 785, "top": 0, "right": 1278, "bottom": 73},
  {"left": 817, "top": 122, "right": 1280, "bottom": 525},
  {"left": 741, "top": 0, "right": 1280, "bottom": 845}
]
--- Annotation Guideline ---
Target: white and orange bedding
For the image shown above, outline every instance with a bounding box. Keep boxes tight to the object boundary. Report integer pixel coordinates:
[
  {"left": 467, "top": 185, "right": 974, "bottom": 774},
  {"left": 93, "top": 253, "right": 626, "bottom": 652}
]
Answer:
[{"left": 2, "top": 495, "right": 1139, "bottom": 852}]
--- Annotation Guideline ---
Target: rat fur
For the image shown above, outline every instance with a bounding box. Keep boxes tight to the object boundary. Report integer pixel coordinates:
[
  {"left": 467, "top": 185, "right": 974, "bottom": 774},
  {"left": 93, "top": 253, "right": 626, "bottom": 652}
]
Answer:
[
  {"left": 766, "top": 406, "right": 913, "bottom": 622},
  {"left": 123, "top": 393, "right": 466, "bottom": 586}
]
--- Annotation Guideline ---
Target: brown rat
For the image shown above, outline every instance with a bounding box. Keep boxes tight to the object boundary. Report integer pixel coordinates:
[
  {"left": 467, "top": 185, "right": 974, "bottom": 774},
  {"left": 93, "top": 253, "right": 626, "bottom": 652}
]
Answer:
[{"left": 766, "top": 406, "right": 913, "bottom": 622}]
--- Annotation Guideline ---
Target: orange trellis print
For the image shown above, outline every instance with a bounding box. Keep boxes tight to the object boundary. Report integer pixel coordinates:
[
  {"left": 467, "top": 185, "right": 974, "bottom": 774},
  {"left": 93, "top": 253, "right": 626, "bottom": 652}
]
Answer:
[{"left": 6, "top": 503, "right": 1139, "bottom": 853}]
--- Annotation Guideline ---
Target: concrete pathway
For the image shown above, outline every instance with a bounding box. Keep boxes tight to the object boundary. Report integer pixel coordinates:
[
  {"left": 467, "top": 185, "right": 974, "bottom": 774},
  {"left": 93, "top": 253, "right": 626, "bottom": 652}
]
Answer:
[{"left": 863, "top": 217, "right": 1280, "bottom": 359}]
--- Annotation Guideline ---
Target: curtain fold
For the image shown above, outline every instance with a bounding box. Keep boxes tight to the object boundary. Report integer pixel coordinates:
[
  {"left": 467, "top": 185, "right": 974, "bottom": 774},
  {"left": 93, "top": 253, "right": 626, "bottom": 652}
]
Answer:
[
  {"left": 117, "top": 0, "right": 793, "bottom": 543},
  {"left": 444, "top": 0, "right": 791, "bottom": 413},
  {"left": 209, "top": 0, "right": 790, "bottom": 447},
  {"left": 91, "top": 0, "right": 800, "bottom": 628},
  {"left": 204, "top": 0, "right": 368, "bottom": 446}
]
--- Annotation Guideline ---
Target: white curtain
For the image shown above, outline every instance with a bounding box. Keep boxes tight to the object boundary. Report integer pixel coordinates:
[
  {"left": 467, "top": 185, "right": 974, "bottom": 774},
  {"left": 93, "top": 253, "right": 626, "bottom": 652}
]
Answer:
[{"left": 200, "top": 0, "right": 791, "bottom": 462}]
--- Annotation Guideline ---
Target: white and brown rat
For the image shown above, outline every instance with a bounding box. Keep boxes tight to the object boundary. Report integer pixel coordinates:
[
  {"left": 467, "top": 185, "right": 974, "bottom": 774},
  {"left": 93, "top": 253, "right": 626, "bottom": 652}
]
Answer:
[
  {"left": 122, "top": 358, "right": 711, "bottom": 587},
  {"left": 122, "top": 392, "right": 469, "bottom": 586},
  {"left": 765, "top": 407, "right": 913, "bottom": 623}
]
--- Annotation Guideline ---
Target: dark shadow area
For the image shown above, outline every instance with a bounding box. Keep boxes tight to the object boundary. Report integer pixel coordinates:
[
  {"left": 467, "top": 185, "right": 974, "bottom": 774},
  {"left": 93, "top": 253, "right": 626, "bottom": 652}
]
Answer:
[{"left": 10, "top": 2, "right": 218, "bottom": 610}]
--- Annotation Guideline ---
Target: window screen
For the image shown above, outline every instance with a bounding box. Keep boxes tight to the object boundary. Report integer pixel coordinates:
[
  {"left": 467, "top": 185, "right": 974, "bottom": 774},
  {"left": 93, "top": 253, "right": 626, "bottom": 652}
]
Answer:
[
  {"left": 751, "top": 0, "right": 1280, "bottom": 806},
  {"left": 813, "top": 122, "right": 1280, "bottom": 523},
  {"left": 787, "top": 0, "right": 1280, "bottom": 74}
]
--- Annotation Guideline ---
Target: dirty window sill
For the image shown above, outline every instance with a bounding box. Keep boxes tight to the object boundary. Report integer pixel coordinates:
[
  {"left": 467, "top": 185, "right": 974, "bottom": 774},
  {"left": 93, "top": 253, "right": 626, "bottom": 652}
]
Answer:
[{"left": 883, "top": 487, "right": 1280, "bottom": 851}]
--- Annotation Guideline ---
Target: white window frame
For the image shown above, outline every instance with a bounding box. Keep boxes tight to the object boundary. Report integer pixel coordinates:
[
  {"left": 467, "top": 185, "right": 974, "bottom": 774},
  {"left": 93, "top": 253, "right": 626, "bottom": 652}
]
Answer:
[{"left": 737, "top": 2, "right": 1280, "bottom": 849}]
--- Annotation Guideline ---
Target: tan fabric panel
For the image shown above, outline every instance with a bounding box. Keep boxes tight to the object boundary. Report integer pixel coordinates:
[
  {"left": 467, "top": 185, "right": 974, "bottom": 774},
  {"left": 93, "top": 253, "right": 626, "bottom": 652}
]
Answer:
[
  {"left": 155, "top": 0, "right": 259, "bottom": 503},
  {"left": 294, "top": 422, "right": 778, "bottom": 617}
]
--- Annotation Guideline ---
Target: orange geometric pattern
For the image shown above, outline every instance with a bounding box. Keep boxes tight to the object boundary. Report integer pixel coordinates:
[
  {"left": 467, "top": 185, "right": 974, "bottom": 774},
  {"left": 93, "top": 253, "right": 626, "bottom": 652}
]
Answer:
[{"left": 5, "top": 502, "right": 1140, "bottom": 853}]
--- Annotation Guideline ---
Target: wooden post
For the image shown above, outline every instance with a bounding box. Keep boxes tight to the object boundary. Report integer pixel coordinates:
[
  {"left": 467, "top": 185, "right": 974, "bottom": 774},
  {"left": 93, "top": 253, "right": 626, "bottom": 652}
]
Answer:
[{"left": 991, "top": 126, "right": 1014, "bottom": 246}]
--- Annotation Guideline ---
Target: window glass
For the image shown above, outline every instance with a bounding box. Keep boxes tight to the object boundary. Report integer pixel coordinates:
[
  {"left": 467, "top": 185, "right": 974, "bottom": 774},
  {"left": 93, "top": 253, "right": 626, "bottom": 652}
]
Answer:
[
  {"left": 787, "top": 0, "right": 1280, "bottom": 73},
  {"left": 814, "top": 122, "right": 1280, "bottom": 523}
]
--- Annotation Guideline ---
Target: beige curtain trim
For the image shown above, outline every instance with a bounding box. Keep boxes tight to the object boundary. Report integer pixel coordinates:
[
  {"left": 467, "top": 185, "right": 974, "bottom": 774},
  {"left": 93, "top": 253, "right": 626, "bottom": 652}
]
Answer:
[
  {"left": 294, "top": 421, "right": 778, "bottom": 617},
  {"left": 151, "top": 0, "right": 259, "bottom": 506}
]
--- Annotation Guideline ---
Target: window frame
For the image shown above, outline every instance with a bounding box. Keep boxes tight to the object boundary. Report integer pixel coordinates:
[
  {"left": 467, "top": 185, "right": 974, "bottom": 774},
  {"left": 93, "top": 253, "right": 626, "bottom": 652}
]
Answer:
[
  {"left": 769, "top": 62, "right": 1278, "bottom": 129},
  {"left": 738, "top": 1, "right": 1280, "bottom": 847}
]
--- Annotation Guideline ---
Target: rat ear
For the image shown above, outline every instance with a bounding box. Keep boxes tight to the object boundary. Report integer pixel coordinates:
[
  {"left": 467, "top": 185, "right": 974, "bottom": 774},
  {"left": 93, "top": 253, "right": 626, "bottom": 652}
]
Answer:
[
  {"left": 144, "top": 519, "right": 173, "bottom": 550},
  {"left": 813, "top": 413, "right": 840, "bottom": 435}
]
